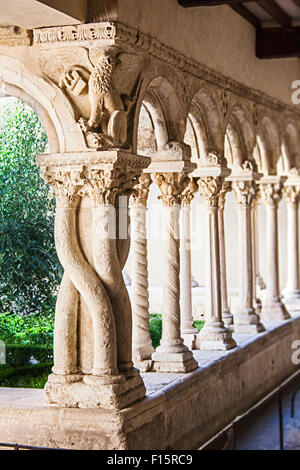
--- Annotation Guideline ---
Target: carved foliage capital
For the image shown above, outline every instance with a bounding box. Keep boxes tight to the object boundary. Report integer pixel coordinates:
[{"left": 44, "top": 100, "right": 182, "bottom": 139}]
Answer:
[
  {"left": 232, "top": 180, "right": 257, "bottom": 208},
  {"left": 129, "top": 173, "right": 152, "bottom": 208},
  {"left": 198, "top": 176, "right": 224, "bottom": 207},
  {"left": 283, "top": 185, "right": 300, "bottom": 205},
  {"left": 260, "top": 182, "right": 283, "bottom": 207},
  {"left": 153, "top": 172, "right": 190, "bottom": 207},
  {"left": 41, "top": 168, "right": 84, "bottom": 208},
  {"left": 181, "top": 179, "right": 198, "bottom": 207},
  {"left": 218, "top": 181, "right": 232, "bottom": 210}
]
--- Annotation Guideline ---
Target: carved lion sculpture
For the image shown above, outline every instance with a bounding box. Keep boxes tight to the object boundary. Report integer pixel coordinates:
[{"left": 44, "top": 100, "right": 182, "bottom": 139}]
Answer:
[{"left": 87, "top": 52, "right": 127, "bottom": 147}]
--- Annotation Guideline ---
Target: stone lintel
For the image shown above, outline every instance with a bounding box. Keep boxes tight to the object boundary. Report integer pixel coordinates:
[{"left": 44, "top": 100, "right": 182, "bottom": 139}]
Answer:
[
  {"left": 37, "top": 150, "right": 150, "bottom": 172},
  {"left": 144, "top": 160, "right": 196, "bottom": 174},
  {"left": 259, "top": 174, "right": 287, "bottom": 185},
  {"left": 191, "top": 165, "right": 230, "bottom": 179},
  {"left": 226, "top": 169, "right": 261, "bottom": 182}
]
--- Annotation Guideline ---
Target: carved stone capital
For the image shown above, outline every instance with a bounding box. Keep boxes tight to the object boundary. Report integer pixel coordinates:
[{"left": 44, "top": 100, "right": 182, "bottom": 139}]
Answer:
[
  {"left": 41, "top": 168, "right": 84, "bottom": 208},
  {"left": 218, "top": 181, "right": 232, "bottom": 210},
  {"left": 181, "top": 179, "right": 198, "bottom": 207},
  {"left": 232, "top": 180, "right": 258, "bottom": 208},
  {"left": 153, "top": 172, "right": 190, "bottom": 207},
  {"left": 283, "top": 185, "right": 300, "bottom": 205},
  {"left": 260, "top": 182, "right": 283, "bottom": 207},
  {"left": 198, "top": 176, "right": 224, "bottom": 207},
  {"left": 129, "top": 174, "right": 152, "bottom": 208}
]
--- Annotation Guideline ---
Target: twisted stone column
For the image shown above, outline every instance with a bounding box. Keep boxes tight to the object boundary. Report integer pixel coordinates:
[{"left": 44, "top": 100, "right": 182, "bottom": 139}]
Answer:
[
  {"left": 129, "top": 174, "right": 154, "bottom": 371},
  {"left": 180, "top": 179, "right": 199, "bottom": 349},
  {"left": 283, "top": 185, "right": 300, "bottom": 313},
  {"left": 260, "top": 182, "right": 290, "bottom": 322},
  {"left": 151, "top": 172, "right": 198, "bottom": 372},
  {"left": 218, "top": 182, "right": 234, "bottom": 329},
  {"left": 38, "top": 151, "right": 147, "bottom": 410},
  {"left": 197, "top": 177, "right": 236, "bottom": 350},
  {"left": 232, "top": 181, "right": 265, "bottom": 333}
]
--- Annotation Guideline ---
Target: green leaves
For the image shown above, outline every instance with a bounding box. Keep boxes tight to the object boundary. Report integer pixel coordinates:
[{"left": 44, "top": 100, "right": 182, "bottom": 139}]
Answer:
[{"left": 0, "top": 98, "right": 62, "bottom": 316}]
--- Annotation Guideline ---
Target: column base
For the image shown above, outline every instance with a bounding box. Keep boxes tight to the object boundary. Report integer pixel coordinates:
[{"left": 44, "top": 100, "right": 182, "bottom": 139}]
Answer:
[
  {"left": 222, "top": 309, "right": 234, "bottom": 329},
  {"left": 195, "top": 323, "right": 237, "bottom": 351},
  {"left": 133, "top": 359, "right": 153, "bottom": 372},
  {"left": 132, "top": 344, "right": 155, "bottom": 362},
  {"left": 181, "top": 330, "right": 199, "bottom": 350},
  {"left": 45, "top": 369, "right": 146, "bottom": 411},
  {"left": 261, "top": 300, "right": 291, "bottom": 322},
  {"left": 234, "top": 308, "right": 265, "bottom": 334},
  {"left": 283, "top": 290, "right": 300, "bottom": 313},
  {"left": 152, "top": 341, "right": 198, "bottom": 372}
]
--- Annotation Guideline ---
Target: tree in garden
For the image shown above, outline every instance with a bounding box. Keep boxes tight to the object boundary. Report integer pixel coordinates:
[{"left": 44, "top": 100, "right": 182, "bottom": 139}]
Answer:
[{"left": 0, "top": 98, "right": 62, "bottom": 316}]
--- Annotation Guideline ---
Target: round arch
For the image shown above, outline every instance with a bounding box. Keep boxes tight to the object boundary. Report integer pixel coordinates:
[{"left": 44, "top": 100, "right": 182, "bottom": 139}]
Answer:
[
  {"left": 255, "top": 114, "right": 281, "bottom": 175},
  {"left": 0, "top": 54, "right": 86, "bottom": 154},
  {"left": 225, "top": 105, "right": 255, "bottom": 170}
]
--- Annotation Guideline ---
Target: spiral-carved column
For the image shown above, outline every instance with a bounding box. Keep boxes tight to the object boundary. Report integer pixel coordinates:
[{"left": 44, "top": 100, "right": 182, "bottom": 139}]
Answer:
[
  {"left": 283, "top": 185, "right": 300, "bottom": 313},
  {"left": 180, "top": 179, "right": 199, "bottom": 349},
  {"left": 129, "top": 174, "right": 154, "bottom": 371},
  {"left": 151, "top": 172, "right": 198, "bottom": 372},
  {"left": 197, "top": 177, "right": 236, "bottom": 350},
  {"left": 232, "top": 180, "right": 265, "bottom": 333},
  {"left": 260, "top": 181, "right": 290, "bottom": 322},
  {"left": 38, "top": 151, "right": 148, "bottom": 410}
]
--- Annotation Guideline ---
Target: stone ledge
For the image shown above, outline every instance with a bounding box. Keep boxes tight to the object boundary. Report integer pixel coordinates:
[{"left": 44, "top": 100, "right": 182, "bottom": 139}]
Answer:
[{"left": 0, "top": 315, "right": 299, "bottom": 449}]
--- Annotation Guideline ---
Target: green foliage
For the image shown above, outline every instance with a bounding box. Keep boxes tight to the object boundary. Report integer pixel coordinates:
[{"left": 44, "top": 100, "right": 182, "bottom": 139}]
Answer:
[
  {"left": 193, "top": 320, "right": 205, "bottom": 332},
  {"left": 5, "top": 344, "right": 53, "bottom": 366},
  {"left": 0, "top": 311, "right": 54, "bottom": 347},
  {"left": 0, "top": 363, "right": 52, "bottom": 388},
  {"left": 149, "top": 313, "right": 162, "bottom": 349},
  {"left": 0, "top": 98, "right": 62, "bottom": 315}
]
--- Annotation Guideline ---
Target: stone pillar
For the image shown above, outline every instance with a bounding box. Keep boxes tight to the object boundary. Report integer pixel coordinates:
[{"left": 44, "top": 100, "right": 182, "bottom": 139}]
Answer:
[
  {"left": 252, "top": 197, "right": 263, "bottom": 314},
  {"left": 283, "top": 185, "right": 300, "bottom": 313},
  {"left": 129, "top": 174, "right": 154, "bottom": 371},
  {"left": 180, "top": 179, "right": 199, "bottom": 350},
  {"left": 218, "top": 182, "right": 234, "bottom": 329},
  {"left": 38, "top": 151, "right": 148, "bottom": 410},
  {"left": 232, "top": 181, "right": 265, "bottom": 333},
  {"left": 151, "top": 172, "right": 198, "bottom": 372},
  {"left": 196, "top": 177, "right": 236, "bottom": 350},
  {"left": 260, "top": 181, "right": 290, "bottom": 322}
]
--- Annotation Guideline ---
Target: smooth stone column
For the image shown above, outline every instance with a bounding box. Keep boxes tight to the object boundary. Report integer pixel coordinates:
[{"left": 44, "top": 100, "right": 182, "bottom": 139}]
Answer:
[
  {"left": 251, "top": 197, "right": 263, "bottom": 314},
  {"left": 196, "top": 177, "right": 236, "bottom": 350},
  {"left": 232, "top": 181, "right": 265, "bottom": 333},
  {"left": 283, "top": 185, "right": 300, "bottom": 313},
  {"left": 180, "top": 179, "right": 199, "bottom": 350},
  {"left": 152, "top": 172, "right": 198, "bottom": 372},
  {"left": 218, "top": 182, "right": 234, "bottom": 329},
  {"left": 260, "top": 182, "right": 290, "bottom": 322},
  {"left": 130, "top": 174, "right": 154, "bottom": 372}
]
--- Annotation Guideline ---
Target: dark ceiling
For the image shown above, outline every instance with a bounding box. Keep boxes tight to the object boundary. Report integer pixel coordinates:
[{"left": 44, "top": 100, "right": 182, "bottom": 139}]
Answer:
[{"left": 178, "top": 0, "right": 300, "bottom": 58}]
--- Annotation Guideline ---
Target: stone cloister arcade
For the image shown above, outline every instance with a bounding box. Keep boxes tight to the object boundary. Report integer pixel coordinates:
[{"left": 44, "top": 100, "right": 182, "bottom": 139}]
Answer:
[{"left": 0, "top": 19, "right": 300, "bottom": 449}]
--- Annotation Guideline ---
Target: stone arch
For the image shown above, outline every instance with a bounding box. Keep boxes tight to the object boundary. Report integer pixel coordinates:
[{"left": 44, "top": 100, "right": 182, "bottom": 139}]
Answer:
[
  {"left": 0, "top": 54, "right": 86, "bottom": 153},
  {"left": 255, "top": 114, "right": 281, "bottom": 175},
  {"left": 225, "top": 105, "right": 256, "bottom": 170},
  {"left": 280, "top": 121, "right": 300, "bottom": 174},
  {"left": 185, "top": 88, "right": 224, "bottom": 164},
  {"left": 134, "top": 75, "right": 186, "bottom": 154}
]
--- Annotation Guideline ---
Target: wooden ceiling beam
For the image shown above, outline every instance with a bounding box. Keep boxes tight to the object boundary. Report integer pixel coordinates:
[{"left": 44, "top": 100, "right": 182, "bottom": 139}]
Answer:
[
  {"left": 230, "top": 3, "right": 261, "bottom": 28},
  {"left": 256, "top": 26, "right": 300, "bottom": 58},
  {"left": 178, "top": 0, "right": 251, "bottom": 7},
  {"left": 256, "top": 0, "right": 292, "bottom": 28}
]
